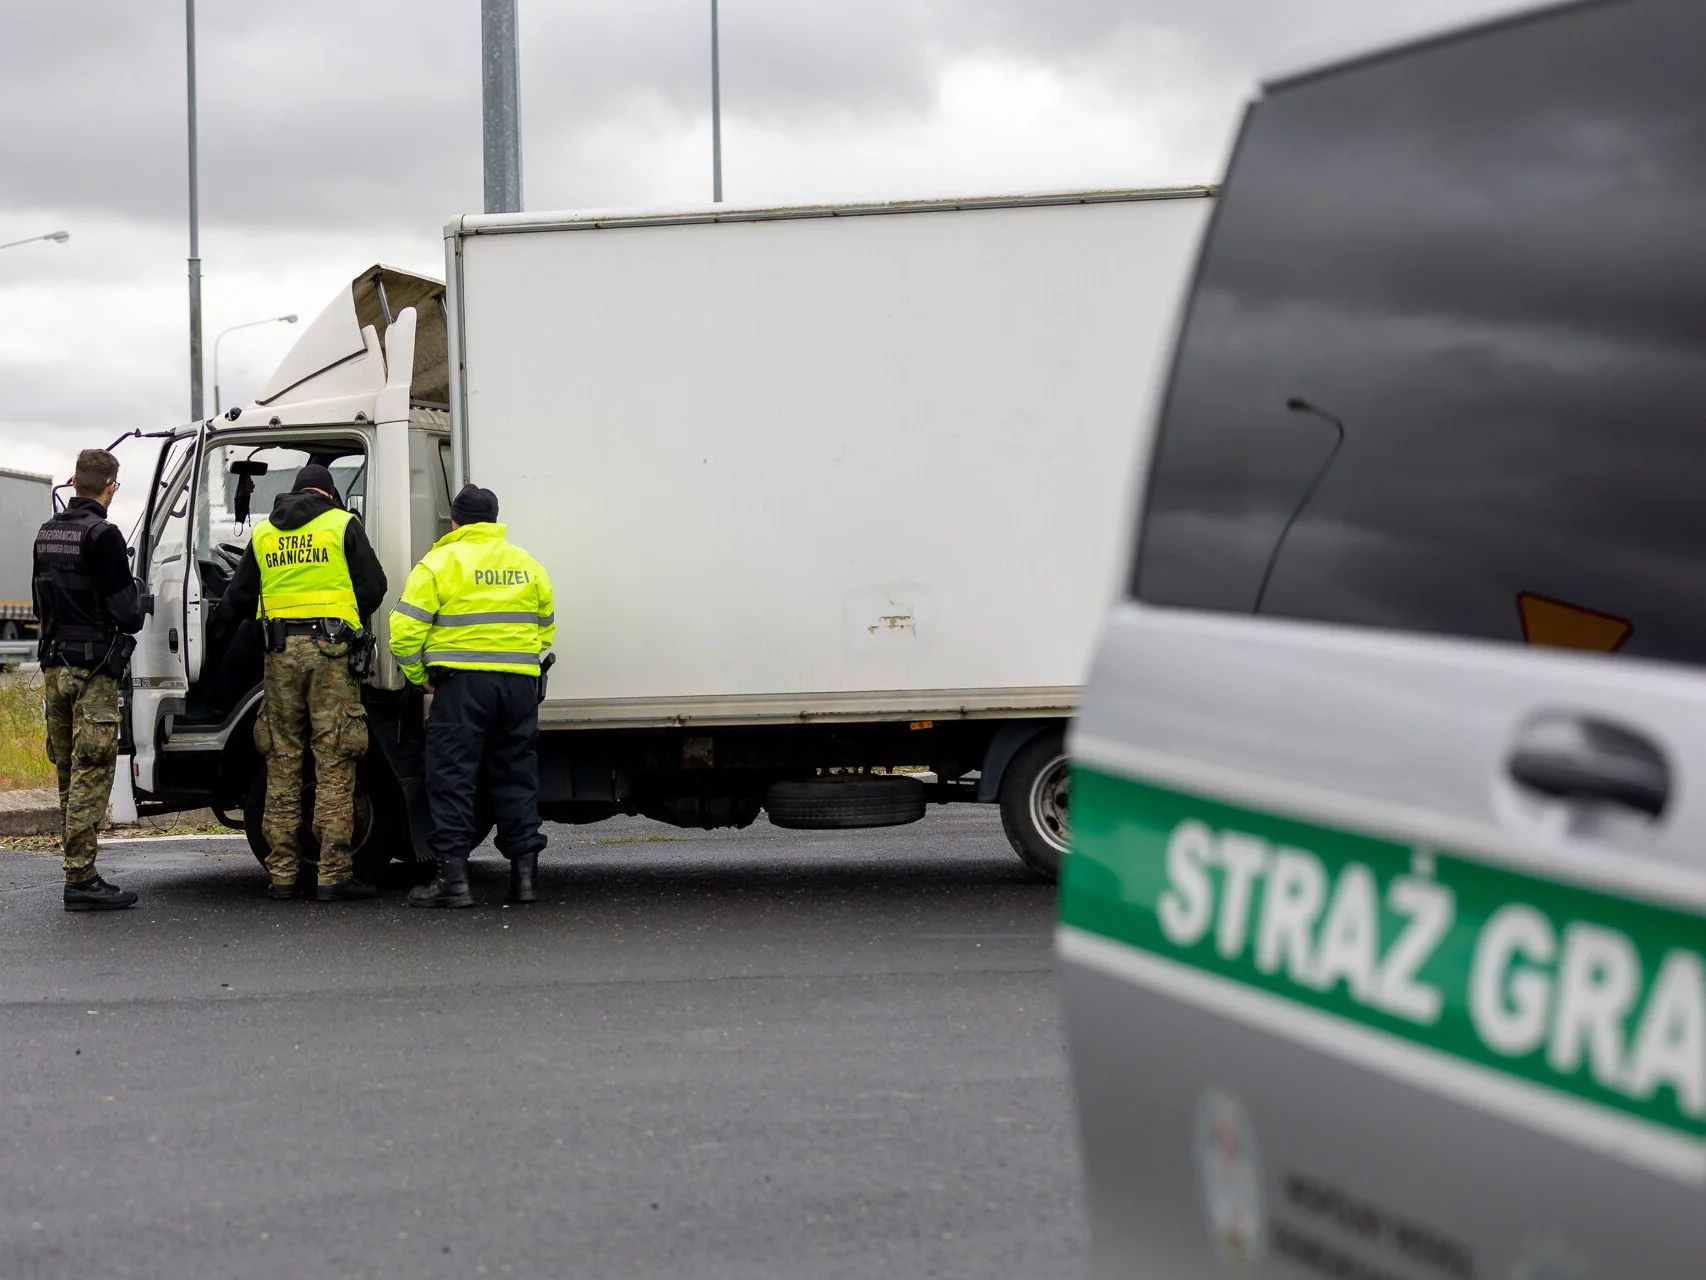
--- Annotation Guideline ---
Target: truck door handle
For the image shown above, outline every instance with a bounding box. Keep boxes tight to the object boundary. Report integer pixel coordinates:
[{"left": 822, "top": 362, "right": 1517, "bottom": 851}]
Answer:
[{"left": 1507, "top": 714, "right": 1669, "bottom": 819}]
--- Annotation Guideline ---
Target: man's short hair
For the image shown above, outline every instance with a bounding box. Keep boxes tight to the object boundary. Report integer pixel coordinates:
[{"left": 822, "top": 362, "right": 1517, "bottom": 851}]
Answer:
[{"left": 73, "top": 449, "right": 120, "bottom": 498}]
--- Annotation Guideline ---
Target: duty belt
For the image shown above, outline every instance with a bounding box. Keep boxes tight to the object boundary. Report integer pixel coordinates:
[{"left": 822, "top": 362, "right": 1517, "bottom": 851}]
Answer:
[
  {"left": 44, "top": 637, "right": 116, "bottom": 665},
  {"left": 265, "top": 618, "right": 355, "bottom": 652}
]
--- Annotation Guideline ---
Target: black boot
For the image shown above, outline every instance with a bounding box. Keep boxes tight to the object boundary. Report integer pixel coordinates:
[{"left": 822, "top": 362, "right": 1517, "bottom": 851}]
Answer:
[
  {"left": 408, "top": 857, "right": 474, "bottom": 908},
  {"left": 508, "top": 852, "right": 538, "bottom": 904},
  {"left": 64, "top": 876, "right": 139, "bottom": 912}
]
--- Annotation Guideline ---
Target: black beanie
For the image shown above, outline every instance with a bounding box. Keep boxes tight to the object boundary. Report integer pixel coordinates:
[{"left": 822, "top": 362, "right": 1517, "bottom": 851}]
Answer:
[
  {"left": 293, "top": 463, "right": 340, "bottom": 500},
  {"left": 452, "top": 483, "right": 499, "bottom": 525}
]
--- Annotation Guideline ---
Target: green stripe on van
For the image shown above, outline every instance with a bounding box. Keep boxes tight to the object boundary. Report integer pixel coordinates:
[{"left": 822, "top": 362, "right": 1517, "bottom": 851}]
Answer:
[{"left": 1062, "top": 766, "right": 1706, "bottom": 1141}]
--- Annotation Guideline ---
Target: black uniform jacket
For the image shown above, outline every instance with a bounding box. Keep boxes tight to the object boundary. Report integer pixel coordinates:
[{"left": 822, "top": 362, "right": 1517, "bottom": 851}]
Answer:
[{"left": 32, "top": 495, "right": 144, "bottom": 657}]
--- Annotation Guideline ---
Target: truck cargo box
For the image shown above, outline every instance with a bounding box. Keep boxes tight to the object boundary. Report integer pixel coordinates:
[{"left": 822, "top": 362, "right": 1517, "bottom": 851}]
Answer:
[
  {"left": 446, "top": 189, "right": 1214, "bottom": 729},
  {"left": 0, "top": 467, "right": 53, "bottom": 637}
]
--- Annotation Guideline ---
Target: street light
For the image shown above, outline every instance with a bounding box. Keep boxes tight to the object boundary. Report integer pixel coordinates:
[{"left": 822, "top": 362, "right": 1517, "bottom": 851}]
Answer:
[
  {"left": 1251, "top": 397, "right": 1349, "bottom": 616},
  {"left": 711, "top": 0, "right": 723, "bottom": 202},
  {"left": 0, "top": 230, "right": 70, "bottom": 252},
  {"left": 213, "top": 314, "right": 299, "bottom": 414},
  {"left": 186, "top": 0, "right": 206, "bottom": 422}
]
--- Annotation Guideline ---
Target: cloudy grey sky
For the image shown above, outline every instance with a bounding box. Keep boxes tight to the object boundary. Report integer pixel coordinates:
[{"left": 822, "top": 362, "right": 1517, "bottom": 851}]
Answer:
[{"left": 2, "top": 0, "right": 1545, "bottom": 517}]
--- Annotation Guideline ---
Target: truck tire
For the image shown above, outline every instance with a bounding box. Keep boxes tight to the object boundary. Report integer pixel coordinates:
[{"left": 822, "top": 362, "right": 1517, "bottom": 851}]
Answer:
[
  {"left": 999, "top": 729, "right": 1071, "bottom": 880},
  {"left": 765, "top": 776, "right": 926, "bottom": 830},
  {"left": 243, "top": 764, "right": 383, "bottom": 884}
]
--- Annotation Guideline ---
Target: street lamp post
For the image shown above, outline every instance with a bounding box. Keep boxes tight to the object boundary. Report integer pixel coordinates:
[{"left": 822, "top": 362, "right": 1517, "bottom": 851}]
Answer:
[
  {"left": 213, "top": 314, "right": 299, "bottom": 415},
  {"left": 186, "top": 0, "right": 204, "bottom": 422},
  {"left": 481, "top": 0, "right": 522, "bottom": 214},
  {"left": 711, "top": 0, "right": 723, "bottom": 202},
  {"left": 0, "top": 230, "right": 70, "bottom": 252},
  {"left": 1251, "top": 397, "right": 1348, "bottom": 616}
]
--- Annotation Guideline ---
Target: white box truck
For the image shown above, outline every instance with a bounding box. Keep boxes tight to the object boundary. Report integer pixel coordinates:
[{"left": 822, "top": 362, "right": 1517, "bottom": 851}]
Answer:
[
  {"left": 0, "top": 467, "right": 54, "bottom": 641},
  {"left": 121, "top": 187, "right": 1212, "bottom": 880}
]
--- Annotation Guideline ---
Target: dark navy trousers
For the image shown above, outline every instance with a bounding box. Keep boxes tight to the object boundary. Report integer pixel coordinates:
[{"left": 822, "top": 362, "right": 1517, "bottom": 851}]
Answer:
[{"left": 424, "top": 669, "right": 546, "bottom": 860}]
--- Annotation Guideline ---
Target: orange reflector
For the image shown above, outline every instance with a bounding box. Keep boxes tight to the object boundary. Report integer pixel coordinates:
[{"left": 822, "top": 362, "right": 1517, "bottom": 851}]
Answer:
[
  {"left": 910, "top": 721, "right": 934, "bottom": 731},
  {"left": 1517, "top": 592, "right": 1632, "bottom": 654}
]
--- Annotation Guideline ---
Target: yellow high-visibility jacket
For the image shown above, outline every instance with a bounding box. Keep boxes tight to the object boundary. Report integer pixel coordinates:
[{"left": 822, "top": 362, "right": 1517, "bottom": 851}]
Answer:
[
  {"left": 388, "top": 522, "right": 555, "bottom": 684},
  {"left": 254, "top": 508, "right": 360, "bottom": 629}
]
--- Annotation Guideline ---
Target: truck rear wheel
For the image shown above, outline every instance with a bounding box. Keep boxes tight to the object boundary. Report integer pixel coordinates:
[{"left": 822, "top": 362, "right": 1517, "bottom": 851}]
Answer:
[
  {"left": 999, "top": 729, "right": 1071, "bottom": 880},
  {"left": 243, "top": 764, "right": 386, "bottom": 885},
  {"left": 765, "top": 775, "right": 926, "bottom": 829}
]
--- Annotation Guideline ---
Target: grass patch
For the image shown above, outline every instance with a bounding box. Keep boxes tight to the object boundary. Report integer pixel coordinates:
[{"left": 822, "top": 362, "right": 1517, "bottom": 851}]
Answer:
[
  {"left": 0, "top": 673, "right": 53, "bottom": 792},
  {"left": 0, "top": 820, "right": 241, "bottom": 853}
]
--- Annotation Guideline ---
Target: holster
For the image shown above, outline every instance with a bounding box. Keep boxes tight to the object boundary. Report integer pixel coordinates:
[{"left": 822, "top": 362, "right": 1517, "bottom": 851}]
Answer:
[
  {"left": 265, "top": 618, "right": 287, "bottom": 652},
  {"left": 537, "top": 652, "right": 556, "bottom": 705},
  {"left": 97, "top": 633, "right": 137, "bottom": 680},
  {"left": 348, "top": 630, "right": 377, "bottom": 680}
]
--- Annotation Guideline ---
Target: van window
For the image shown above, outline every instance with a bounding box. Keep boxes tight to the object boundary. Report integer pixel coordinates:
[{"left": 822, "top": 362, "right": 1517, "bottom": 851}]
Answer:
[{"left": 1134, "top": 0, "right": 1706, "bottom": 663}]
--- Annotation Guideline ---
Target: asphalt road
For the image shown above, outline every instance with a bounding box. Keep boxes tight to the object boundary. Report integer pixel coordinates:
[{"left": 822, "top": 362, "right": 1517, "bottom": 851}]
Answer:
[{"left": 0, "top": 808, "right": 1083, "bottom": 1280}]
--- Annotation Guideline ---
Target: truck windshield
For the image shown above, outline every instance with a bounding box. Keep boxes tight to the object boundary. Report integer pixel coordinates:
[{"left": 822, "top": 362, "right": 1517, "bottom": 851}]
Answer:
[{"left": 193, "top": 440, "right": 368, "bottom": 602}]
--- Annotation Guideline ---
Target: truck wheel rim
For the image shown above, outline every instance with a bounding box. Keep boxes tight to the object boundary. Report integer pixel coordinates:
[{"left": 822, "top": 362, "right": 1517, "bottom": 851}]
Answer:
[{"left": 1028, "top": 755, "right": 1071, "bottom": 856}]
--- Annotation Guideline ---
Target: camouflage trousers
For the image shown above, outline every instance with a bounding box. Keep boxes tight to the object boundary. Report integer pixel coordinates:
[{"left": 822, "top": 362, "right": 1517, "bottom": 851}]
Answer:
[
  {"left": 42, "top": 665, "right": 122, "bottom": 885},
  {"left": 256, "top": 633, "right": 368, "bottom": 886}
]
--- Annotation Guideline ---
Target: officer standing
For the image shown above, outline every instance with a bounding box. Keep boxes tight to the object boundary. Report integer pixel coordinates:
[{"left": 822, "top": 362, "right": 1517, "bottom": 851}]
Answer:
[
  {"left": 34, "top": 449, "right": 145, "bottom": 911},
  {"left": 389, "top": 484, "right": 554, "bottom": 908},
  {"left": 216, "top": 464, "right": 387, "bottom": 901}
]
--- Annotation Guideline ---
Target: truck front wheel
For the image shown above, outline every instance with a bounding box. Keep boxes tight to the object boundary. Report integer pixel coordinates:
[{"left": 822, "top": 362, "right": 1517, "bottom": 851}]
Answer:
[
  {"left": 998, "top": 729, "right": 1071, "bottom": 880},
  {"left": 243, "top": 765, "right": 386, "bottom": 885}
]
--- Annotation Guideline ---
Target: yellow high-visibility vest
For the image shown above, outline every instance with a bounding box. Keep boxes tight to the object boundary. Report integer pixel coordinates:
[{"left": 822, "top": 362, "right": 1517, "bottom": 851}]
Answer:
[
  {"left": 388, "top": 522, "right": 555, "bottom": 682},
  {"left": 253, "top": 508, "right": 361, "bottom": 629}
]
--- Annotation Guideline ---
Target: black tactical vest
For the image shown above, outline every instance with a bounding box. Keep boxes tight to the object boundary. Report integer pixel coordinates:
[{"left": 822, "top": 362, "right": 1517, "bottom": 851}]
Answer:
[{"left": 33, "top": 504, "right": 117, "bottom": 662}]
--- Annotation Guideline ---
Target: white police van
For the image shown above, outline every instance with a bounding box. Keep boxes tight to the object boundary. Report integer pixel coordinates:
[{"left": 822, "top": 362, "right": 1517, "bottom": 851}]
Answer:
[{"left": 1060, "top": 1, "right": 1705, "bottom": 1275}]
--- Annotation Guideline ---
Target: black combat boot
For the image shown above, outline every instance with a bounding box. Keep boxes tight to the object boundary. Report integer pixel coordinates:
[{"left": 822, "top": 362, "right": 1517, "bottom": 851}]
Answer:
[
  {"left": 265, "top": 881, "right": 296, "bottom": 901},
  {"left": 64, "top": 876, "right": 139, "bottom": 912},
  {"left": 508, "top": 852, "right": 538, "bottom": 904},
  {"left": 315, "top": 879, "right": 379, "bottom": 902},
  {"left": 408, "top": 857, "right": 474, "bottom": 908}
]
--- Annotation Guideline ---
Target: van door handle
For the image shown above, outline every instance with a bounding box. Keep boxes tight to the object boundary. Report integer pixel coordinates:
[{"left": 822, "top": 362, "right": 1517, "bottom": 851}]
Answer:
[{"left": 1507, "top": 715, "right": 1669, "bottom": 819}]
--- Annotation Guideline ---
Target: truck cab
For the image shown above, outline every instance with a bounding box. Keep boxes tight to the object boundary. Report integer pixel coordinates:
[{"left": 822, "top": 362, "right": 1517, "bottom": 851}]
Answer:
[{"left": 127, "top": 266, "right": 452, "bottom": 878}]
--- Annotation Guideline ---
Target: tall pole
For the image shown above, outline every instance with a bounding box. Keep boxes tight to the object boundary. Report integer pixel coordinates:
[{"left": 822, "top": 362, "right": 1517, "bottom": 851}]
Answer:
[
  {"left": 186, "top": 0, "right": 204, "bottom": 422},
  {"left": 481, "top": 0, "right": 522, "bottom": 214},
  {"left": 711, "top": 0, "right": 723, "bottom": 202}
]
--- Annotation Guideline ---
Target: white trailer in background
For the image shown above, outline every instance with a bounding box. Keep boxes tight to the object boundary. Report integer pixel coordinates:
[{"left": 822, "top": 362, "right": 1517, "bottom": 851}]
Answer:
[
  {"left": 121, "top": 187, "right": 1214, "bottom": 879},
  {"left": 0, "top": 467, "right": 53, "bottom": 640}
]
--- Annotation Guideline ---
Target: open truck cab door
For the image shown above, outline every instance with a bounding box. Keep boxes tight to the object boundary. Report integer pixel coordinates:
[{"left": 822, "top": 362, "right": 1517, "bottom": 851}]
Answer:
[{"left": 129, "top": 424, "right": 202, "bottom": 796}]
